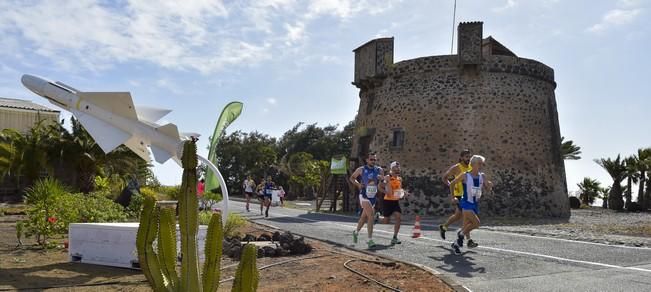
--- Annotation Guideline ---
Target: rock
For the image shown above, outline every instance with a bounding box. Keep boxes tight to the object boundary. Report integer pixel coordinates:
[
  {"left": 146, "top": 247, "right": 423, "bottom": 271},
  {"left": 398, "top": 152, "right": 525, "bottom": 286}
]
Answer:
[
  {"left": 257, "top": 247, "right": 264, "bottom": 258},
  {"left": 261, "top": 246, "right": 277, "bottom": 257},
  {"left": 279, "top": 231, "right": 294, "bottom": 245},
  {"left": 229, "top": 246, "right": 241, "bottom": 259},
  {"left": 242, "top": 234, "right": 257, "bottom": 242},
  {"left": 257, "top": 233, "right": 272, "bottom": 241},
  {"left": 272, "top": 231, "right": 281, "bottom": 242},
  {"left": 289, "top": 236, "right": 312, "bottom": 255},
  {"left": 569, "top": 197, "right": 581, "bottom": 209}
]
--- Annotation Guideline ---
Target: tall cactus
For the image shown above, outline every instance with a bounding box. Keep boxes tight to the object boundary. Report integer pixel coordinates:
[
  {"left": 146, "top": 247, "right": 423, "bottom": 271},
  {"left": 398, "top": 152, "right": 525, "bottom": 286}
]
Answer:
[
  {"left": 202, "top": 213, "right": 223, "bottom": 292},
  {"left": 232, "top": 244, "right": 259, "bottom": 292},
  {"left": 136, "top": 140, "right": 256, "bottom": 292},
  {"left": 178, "top": 140, "right": 201, "bottom": 292}
]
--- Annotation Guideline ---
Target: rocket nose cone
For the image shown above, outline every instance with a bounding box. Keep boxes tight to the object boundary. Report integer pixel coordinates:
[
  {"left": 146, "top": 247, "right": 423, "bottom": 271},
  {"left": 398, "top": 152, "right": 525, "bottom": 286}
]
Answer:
[{"left": 21, "top": 74, "right": 46, "bottom": 96}]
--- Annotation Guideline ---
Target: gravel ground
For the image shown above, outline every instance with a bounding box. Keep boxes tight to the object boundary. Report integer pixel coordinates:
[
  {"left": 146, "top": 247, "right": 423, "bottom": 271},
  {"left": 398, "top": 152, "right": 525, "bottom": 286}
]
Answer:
[{"left": 479, "top": 208, "right": 651, "bottom": 247}]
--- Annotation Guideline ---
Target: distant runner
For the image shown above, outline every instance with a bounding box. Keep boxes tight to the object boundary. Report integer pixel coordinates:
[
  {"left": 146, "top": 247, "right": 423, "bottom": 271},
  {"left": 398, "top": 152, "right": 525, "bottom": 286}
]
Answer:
[
  {"left": 382, "top": 161, "right": 408, "bottom": 245},
  {"left": 256, "top": 178, "right": 266, "bottom": 215},
  {"left": 439, "top": 149, "right": 472, "bottom": 239},
  {"left": 449, "top": 155, "right": 493, "bottom": 255},
  {"left": 263, "top": 176, "right": 275, "bottom": 218},
  {"left": 350, "top": 153, "right": 384, "bottom": 248},
  {"left": 243, "top": 175, "right": 255, "bottom": 212}
]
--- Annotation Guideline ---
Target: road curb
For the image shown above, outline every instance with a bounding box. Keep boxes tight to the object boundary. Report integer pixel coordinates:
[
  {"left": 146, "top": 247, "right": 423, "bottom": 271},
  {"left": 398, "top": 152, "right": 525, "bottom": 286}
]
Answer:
[{"left": 249, "top": 219, "right": 471, "bottom": 292}]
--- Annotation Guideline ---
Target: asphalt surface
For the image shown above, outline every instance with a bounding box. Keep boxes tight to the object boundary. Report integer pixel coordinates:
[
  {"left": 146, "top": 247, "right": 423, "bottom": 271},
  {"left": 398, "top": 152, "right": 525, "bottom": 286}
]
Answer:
[{"left": 230, "top": 200, "right": 651, "bottom": 292}]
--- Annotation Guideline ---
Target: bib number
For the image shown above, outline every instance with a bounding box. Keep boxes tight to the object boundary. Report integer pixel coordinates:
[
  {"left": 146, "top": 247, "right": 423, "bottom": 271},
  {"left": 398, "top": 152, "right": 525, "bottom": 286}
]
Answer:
[
  {"left": 366, "top": 185, "right": 378, "bottom": 198},
  {"left": 265, "top": 189, "right": 272, "bottom": 195},
  {"left": 393, "top": 189, "right": 405, "bottom": 199},
  {"left": 471, "top": 186, "right": 482, "bottom": 202}
]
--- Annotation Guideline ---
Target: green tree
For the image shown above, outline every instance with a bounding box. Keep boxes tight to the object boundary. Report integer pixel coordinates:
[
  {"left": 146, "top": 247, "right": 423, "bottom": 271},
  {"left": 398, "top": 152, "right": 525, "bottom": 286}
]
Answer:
[
  {"left": 623, "top": 156, "right": 640, "bottom": 209},
  {"left": 600, "top": 186, "right": 611, "bottom": 209},
  {"left": 561, "top": 136, "right": 581, "bottom": 160},
  {"left": 214, "top": 131, "right": 277, "bottom": 194},
  {"left": 636, "top": 148, "right": 651, "bottom": 209},
  {"left": 0, "top": 120, "right": 57, "bottom": 186},
  {"left": 595, "top": 155, "right": 627, "bottom": 211},
  {"left": 577, "top": 177, "right": 601, "bottom": 206}
]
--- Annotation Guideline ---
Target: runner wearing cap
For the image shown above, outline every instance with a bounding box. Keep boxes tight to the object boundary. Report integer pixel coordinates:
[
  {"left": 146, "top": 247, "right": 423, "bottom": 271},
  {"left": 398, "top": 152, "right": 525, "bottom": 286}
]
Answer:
[{"left": 382, "top": 161, "right": 408, "bottom": 245}]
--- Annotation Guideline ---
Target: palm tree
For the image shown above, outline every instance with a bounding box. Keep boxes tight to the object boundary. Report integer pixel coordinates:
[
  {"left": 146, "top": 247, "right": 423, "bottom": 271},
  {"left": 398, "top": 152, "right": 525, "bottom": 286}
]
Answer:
[
  {"left": 58, "top": 118, "right": 143, "bottom": 193},
  {"left": 636, "top": 148, "right": 651, "bottom": 209},
  {"left": 595, "top": 155, "right": 626, "bottom": 211},
  {"left": 623, "top": 156, "right": 640, "bottom": 209},
  {"left": 600, "top": 186, "right": 611, "bottom": 209},
  {"left": 577, "top": 177, "right": 601, "bottom": 206},
  {"left": 561, "top": 136, "right": 582, "bottom": 160},
  {"left": 0, "top": 120, "right": 57, "bottom": 186}
]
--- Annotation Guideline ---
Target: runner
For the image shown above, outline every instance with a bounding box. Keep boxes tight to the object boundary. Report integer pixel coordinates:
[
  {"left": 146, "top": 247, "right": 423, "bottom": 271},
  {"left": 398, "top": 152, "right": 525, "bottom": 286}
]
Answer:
[
  {"left": 382, "top": 161, "right": 408, "bottom": 245},
  {"left": 263, "top": 176, "right": 275, "bottom": 217},
  {"left": 449, "top": 155, "right": 493, "bottom": 255},
  {"left": 350, "top": 153, "right": 384, "bottom": 248},
  {"left": 197, "top": 178, "right": 206, "bottom": 210},
  {"left": 242, "top": 175, "right": 255, "bottom": 212},
  {"left": 256, "top": 178, "right": 266, "bottom": 215},
  {"left": 439, "top": 149, "right": 472, "bottom": 239}
]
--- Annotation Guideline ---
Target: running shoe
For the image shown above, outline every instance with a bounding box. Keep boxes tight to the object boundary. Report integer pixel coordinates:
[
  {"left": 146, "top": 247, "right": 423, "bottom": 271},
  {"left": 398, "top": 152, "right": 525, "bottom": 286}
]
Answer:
[
  {"left": 352, "top": 231, "right": 358, "bottom": 244},
  {"left": 451, "top": 242, "right": 461, "bottom": 255},
  {"left": 265, "top": 209, "right": 269, "bottom": 218},
  {"left": 367, "top": 239, "right": 376, "bottom": 249},
  {"left": 391, "top": 236, "right": 401, "bottom": 245},
  {"left": 467, "top": 239, "right": 478, "bottom": 248},
  {"left": 439, "top": 224, "right": 447, "bottom": 240},
  {"left": 456, "top": 231, "right": 465, "bottom": 248}
]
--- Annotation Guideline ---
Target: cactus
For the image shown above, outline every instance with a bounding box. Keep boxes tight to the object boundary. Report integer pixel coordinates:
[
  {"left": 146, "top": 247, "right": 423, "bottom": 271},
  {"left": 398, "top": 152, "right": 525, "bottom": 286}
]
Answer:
[
  {"left": 232, "top": 244, "right": 259, "bottom": 292},
  {"left": 178, "top": 140, "right": 201, "bottom": 292},
  {"left": 136, "top": 140, "right": 257, "bottom": 292},
  {"left": 202, "top": 213, "right": 223, "bottom": 292}
]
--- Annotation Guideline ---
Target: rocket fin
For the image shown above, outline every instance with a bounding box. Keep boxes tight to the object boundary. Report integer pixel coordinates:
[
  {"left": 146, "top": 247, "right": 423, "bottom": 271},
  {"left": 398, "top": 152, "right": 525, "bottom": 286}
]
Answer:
[
  {"left": 123, "top": 135, "right": 151, "bottom": 163},
  {"left": 136, "top": 106, "right": 172, "bottom": 123},
  {"left": 156, "top": 123, "right": 180, "bottom": 140},
  {"left": 150, "top": 144, "right": 173, "bottom": 164},
  {"left": 76, "top": 112, "right": 131, "bottom": 154},
  {"left": 77, "top": 92, "right": 138, "bottom": 120}
]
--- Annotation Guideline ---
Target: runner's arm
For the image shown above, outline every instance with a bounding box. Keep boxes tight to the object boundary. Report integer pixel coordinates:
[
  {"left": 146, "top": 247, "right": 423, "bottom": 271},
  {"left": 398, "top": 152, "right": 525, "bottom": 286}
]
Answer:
[
  {"left": 349, "top": 167, "right": 363, "bottom": 189},
  {"left": 383, "top": 175, "right": 392, "bottom": 195},
  {"left": 442, "top": 164, "right": 459, "bottom": 185}
]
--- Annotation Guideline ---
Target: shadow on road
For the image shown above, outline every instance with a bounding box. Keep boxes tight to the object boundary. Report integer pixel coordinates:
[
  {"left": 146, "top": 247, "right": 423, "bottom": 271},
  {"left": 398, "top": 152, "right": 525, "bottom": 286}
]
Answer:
[{"left": 429, "top": 246, "right": 486, "bottom": 278}]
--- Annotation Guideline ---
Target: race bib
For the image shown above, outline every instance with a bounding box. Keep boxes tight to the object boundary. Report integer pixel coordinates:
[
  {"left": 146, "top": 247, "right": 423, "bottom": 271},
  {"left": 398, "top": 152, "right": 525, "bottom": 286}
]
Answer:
[
  {"left": 471, "top": 186, "right": 482, "bottom": 201},
  {"left": 366, "top": 185, "right": 378, "bottom": 198},
  {"left": 393, "top": 189, "right": 405, "bottom": 199},
  {"left": 265, "top": 189, "right": 272, "bottom": 195}
]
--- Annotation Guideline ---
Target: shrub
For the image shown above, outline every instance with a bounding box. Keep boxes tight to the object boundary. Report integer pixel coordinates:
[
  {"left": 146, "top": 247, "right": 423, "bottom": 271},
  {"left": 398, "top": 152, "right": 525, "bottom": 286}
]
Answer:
[
  {"left": 198, "top": 212, "right": 247, "bottom": 238},
  {"left": 224, "top": 213, "right": 247, "bottom": 238},
  {"left": 127, "top": 189, "right": 157, "bottom": 219},
  {"left": 20, "top": 179, "right": 128, "bottom": 247},
  {"left": 157, "top": 185, "right": 181, "bottom": 200}
]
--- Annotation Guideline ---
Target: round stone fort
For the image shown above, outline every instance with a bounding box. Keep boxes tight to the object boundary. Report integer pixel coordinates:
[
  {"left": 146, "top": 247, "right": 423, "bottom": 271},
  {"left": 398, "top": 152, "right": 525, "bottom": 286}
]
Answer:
[{"left": 350, "top": 22, "right": 570, "bottom": 218}]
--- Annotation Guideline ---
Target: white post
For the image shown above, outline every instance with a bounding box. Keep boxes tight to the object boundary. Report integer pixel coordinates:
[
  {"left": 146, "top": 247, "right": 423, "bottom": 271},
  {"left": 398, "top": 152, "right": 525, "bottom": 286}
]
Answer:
[{"left": 197, "top": 155, "right": 229, "bottom": 224}]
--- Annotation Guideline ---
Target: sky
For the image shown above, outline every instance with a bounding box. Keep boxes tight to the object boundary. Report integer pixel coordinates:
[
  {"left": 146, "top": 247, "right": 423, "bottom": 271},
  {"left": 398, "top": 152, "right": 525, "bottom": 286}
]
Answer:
[{"left": 0, "top": 0, "right": 649, "bottom": 197}]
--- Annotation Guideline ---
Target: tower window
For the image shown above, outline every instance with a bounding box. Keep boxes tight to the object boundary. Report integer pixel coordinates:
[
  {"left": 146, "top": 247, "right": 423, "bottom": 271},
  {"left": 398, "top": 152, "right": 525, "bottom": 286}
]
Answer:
[{"left": 391, "top": 129, "right": 405, "bottom": 149}]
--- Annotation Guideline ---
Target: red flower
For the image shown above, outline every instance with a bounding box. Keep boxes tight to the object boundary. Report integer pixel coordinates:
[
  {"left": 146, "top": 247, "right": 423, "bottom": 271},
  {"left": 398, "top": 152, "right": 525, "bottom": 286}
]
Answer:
[{"left": 47, "top": 217, "right": 57, "bottom": 224}]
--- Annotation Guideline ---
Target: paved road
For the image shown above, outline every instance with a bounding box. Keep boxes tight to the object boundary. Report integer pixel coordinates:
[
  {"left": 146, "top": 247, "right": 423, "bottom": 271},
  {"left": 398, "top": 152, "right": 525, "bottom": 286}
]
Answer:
[{"left": 229, "top": 200, "right": 651, "bottom": 292}]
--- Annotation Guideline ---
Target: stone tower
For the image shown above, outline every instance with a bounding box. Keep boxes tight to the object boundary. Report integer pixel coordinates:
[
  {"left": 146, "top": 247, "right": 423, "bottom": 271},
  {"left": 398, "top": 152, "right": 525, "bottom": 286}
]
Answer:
[{"left": 350, "top": 22, "right": 569, "bottom": 218}]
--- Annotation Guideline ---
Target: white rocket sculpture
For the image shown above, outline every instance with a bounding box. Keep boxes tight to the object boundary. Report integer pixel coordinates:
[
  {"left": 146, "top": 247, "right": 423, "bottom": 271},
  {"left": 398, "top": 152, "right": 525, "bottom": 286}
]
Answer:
[{"left": 21, "top": 74, "right": 230, "bottom": 221}]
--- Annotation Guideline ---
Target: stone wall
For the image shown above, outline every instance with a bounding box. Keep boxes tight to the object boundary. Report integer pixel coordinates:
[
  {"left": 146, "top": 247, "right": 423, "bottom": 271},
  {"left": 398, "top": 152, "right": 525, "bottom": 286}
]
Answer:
[{"left": 350, "top": 23, "right": 569, "bottom": 218}]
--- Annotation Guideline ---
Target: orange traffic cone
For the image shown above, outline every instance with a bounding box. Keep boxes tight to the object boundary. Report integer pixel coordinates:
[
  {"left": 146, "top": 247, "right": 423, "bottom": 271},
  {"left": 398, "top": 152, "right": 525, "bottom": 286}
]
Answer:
[{"left": 412, "top": 215, "right": 422, "bottom": 238}]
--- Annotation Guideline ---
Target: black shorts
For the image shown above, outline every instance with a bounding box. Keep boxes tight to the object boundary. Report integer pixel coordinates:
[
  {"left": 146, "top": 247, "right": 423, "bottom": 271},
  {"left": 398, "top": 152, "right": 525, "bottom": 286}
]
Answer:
[
  {"left": 382, "top": 200, "right": 401, "bottom": 217},
  {"left": 245, "top": 191, "right": 254, "bottom": 197}
]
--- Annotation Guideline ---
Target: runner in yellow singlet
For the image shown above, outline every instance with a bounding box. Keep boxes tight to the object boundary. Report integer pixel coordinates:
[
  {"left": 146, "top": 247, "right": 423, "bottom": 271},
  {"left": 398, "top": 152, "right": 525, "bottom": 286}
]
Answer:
[{"left": 439, "top": 149, "right": 472, "bottom": 240}]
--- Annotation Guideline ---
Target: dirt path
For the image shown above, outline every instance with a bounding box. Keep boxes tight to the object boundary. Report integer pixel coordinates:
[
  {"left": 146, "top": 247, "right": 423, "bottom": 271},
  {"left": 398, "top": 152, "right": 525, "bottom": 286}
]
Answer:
[{"left": 0, "top": 215, "right": 452, "bottom": 291}]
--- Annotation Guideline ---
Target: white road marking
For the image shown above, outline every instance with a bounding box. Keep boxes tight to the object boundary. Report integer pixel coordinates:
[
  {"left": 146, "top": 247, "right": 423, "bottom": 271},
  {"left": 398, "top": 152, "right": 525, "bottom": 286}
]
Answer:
[{"left": 242, "top": 209, "right": 651, "bottom": 274}]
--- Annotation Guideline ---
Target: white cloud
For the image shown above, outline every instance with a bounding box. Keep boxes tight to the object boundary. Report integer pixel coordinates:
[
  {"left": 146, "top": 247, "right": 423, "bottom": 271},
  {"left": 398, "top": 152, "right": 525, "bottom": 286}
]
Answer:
[
  {"left": 266, "top": 98, "right": 277, "bottom": 105},
  {"left": 492, "top": 0, "right": 518, "bottom": 12},
  {"left": 0, "top": 0, "right": 402, "bottom": 74},
  {"left": 588, "top": 8, "right": 642, "bottom": 32}
]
